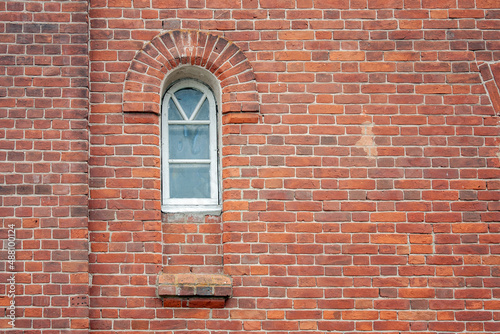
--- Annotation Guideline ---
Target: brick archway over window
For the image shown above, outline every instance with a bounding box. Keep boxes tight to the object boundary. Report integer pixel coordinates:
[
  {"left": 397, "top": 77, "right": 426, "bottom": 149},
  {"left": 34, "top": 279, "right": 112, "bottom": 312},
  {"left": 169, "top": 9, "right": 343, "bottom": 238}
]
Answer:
[{"left": 122, "top": 30, "right": 259, "bottom": 117}]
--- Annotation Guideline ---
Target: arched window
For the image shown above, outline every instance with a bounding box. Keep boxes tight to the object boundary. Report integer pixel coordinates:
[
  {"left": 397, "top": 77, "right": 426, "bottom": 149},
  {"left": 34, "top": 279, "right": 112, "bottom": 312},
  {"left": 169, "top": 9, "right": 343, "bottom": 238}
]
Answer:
[{"left": 161, "top": 79, "right": 220, "bottom": 213}]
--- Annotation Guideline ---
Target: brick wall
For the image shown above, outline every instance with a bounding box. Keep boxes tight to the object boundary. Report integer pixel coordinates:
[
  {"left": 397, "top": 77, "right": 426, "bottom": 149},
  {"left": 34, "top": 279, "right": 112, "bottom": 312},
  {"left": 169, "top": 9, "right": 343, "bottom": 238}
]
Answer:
[
  {"left": 0, "top": 0, "right": 89, "bottom": 332},
  {"left": 3, "top": 0, "right": 500, "bottom": 332}
]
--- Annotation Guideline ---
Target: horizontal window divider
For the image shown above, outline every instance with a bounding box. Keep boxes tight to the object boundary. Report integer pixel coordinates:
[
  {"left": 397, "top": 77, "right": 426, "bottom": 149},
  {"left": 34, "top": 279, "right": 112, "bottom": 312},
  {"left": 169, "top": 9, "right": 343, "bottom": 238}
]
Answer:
[
  {"left": 168, "top": 159, "right": 211, "bottom": 164},
  {"left": 168, "top": 120, "right": 211, "bottom": 125}
]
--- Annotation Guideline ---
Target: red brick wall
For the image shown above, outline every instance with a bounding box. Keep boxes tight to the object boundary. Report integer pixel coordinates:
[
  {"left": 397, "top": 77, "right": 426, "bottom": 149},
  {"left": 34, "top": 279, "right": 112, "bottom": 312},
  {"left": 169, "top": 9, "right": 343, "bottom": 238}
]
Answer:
[
  {"left": 0, "top": 0, "right": 89, "bottom": 332},
  {"left": 3, "top": 0, "right": 500, "bottom": 333}
]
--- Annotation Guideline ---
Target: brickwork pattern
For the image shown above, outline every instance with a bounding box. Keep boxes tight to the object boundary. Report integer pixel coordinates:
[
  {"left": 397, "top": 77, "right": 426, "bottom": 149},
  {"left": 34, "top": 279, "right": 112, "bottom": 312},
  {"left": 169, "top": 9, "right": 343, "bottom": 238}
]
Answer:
[
  {"left": 87, "top": 0, "right": 500, "bottom": 332},
  {"left": 162, "top": 213, "right": 224, "bottom": 275},
  {"left": 2, "top": 0, "right": 500, "bottom": 333},
  {"left": 478, "top": 61, "right": 500, "bottom": 114},
  {"left": 0, "top": 0, "right": 89, "bottom": 332}
]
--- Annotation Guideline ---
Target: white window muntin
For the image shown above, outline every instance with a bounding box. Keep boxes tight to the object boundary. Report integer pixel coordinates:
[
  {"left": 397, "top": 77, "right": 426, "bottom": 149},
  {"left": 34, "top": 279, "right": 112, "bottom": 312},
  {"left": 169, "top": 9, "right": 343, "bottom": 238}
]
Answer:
[{"left": 161, "top": 79, "right": 219, "bottom": 212}]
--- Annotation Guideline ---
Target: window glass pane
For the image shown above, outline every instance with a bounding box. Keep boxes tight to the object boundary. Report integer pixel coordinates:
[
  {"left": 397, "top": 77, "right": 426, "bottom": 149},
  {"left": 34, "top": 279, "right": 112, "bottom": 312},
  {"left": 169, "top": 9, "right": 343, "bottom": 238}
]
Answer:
[
  {"left": 195, "top": 98, "right": 210, "bottom": 120},
  {"left": 169, "top": 164, "right": 210, "bottom": 198},
  {"left": 174, "top": 88, "right": 203, "bottom": 119},
  {"left": 167, "top": 98, "right": 183, "bottom": 120},
  {"left": 169, "top": 124, "right": 209, "bottom": 159}
]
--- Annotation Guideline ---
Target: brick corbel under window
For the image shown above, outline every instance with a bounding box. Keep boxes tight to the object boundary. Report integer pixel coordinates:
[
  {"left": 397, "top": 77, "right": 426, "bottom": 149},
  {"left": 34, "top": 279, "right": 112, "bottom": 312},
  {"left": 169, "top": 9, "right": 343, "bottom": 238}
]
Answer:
[{"left": 157, "top": 273, "right": 232, "bottom": 299}]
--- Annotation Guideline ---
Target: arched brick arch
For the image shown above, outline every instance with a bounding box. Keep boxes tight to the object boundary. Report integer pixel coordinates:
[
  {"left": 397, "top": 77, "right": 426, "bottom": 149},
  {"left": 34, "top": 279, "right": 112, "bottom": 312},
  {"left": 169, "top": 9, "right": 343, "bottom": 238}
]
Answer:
[{"left": 122, "top": 30, "right": 259, "bottom": 117}]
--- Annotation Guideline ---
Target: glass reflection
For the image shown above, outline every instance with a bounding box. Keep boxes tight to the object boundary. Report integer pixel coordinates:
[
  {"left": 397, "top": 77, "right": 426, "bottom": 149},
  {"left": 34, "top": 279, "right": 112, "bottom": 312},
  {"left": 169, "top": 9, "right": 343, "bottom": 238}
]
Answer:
[{"left": 169, "top": 164, "right": 210, "bottom": 198}]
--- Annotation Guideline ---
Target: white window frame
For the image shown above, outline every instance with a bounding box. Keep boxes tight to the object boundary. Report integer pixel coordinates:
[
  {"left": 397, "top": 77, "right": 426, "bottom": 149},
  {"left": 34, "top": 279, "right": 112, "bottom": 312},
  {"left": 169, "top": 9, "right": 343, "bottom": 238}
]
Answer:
[{"left": 161, "top": 79, "right": 220, "bottom": 213}]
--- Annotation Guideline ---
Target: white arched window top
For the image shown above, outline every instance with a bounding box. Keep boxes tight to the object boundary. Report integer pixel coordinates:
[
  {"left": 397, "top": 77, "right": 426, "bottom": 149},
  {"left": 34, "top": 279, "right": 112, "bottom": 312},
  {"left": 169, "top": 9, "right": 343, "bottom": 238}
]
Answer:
[{"left": 161, "top": 79, "right": 220, "bottom": 213}]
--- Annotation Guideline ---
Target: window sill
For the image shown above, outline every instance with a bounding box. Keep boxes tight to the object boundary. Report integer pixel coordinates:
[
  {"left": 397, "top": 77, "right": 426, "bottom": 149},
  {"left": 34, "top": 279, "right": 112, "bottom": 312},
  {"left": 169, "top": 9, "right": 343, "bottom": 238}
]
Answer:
[
  {"left": 161, "top": 205, "right": 222, "bottom": 215},
  {"left": 157, "top": 273, "right": 232, "bottom": 299}
]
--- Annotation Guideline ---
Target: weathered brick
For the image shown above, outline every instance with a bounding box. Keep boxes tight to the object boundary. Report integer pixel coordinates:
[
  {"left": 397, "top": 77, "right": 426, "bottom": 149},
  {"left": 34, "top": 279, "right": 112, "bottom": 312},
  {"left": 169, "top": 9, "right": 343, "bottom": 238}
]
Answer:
[{"left": 4, "top": 1, "right": 500, "bottom": 333}]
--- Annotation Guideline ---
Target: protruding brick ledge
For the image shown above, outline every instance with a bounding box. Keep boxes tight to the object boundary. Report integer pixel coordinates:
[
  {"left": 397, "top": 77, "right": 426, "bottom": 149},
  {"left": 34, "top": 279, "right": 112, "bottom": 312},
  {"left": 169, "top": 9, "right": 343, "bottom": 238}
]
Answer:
[
  {"left": 222, "top": 112, "right": 260, "bottom": 124},
  {"left": 157, "top": 273, "right": 232, "bottom": 299}
]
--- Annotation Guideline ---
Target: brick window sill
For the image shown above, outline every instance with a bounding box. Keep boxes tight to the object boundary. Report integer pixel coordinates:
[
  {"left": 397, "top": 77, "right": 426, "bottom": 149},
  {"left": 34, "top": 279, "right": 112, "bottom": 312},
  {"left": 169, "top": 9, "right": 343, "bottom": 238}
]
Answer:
[{"left": 157, "top": 273, "right": 232, "bottom": 299}]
